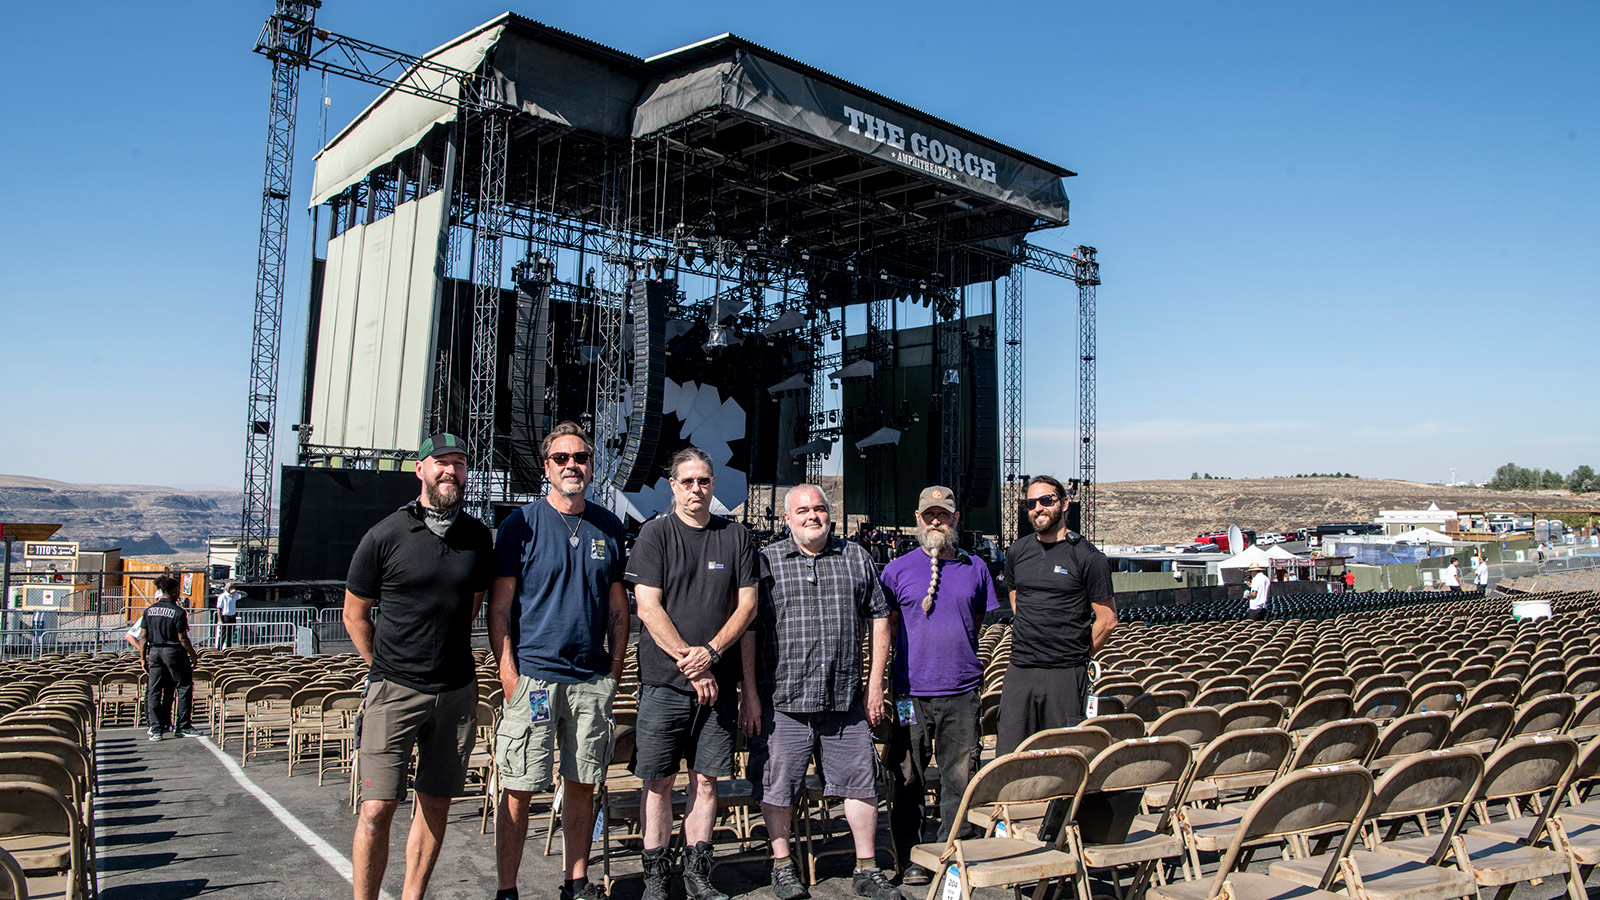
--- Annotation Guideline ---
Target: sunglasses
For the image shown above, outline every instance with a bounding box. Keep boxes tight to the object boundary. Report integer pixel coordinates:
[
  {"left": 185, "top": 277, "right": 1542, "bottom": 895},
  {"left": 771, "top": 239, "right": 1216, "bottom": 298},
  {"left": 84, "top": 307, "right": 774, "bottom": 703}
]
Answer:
[
  {"left": 1023, "top": 493, "right": 1061, "bottom": 510},
  {"left": 677, "top": 476, "right": 713, "bottom": 487},
  {"left": 547, "top": 452, "right": 592, "bottom": 465}
]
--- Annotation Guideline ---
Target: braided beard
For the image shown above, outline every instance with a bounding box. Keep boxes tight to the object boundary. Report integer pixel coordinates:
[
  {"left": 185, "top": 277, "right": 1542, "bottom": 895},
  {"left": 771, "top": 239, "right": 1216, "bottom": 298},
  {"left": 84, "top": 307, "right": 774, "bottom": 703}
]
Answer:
[{"left": 917, "top": 522, "right": 957, "bottom": 614}]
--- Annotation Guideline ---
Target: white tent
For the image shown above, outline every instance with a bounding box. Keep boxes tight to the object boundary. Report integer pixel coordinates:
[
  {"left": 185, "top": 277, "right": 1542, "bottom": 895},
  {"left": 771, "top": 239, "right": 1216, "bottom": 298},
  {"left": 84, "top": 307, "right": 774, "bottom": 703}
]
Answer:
[
  {"left": 1217, "top": 545, "right": 1273, "bottom": 571},
  {"left": 1265, "top": 545, "right": 1309, "bottom": 562},
  {"left": 1391, "top": 527, "right": 1454, "bottom": 544}
]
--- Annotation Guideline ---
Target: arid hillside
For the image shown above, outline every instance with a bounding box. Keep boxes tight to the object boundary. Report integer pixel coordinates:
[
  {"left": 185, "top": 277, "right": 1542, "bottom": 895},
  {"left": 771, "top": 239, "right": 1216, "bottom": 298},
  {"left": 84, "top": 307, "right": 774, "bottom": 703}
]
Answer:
[{"left": 1094, "top": 477, "right": 1598, "bottom": 545}]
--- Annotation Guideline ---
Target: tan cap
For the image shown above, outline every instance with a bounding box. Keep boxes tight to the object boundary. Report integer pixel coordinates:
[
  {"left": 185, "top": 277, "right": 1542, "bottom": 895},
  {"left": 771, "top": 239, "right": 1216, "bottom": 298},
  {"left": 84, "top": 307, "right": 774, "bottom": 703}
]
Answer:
[{"left": 917, "top": 485, "right": 957, "bottom": 514}]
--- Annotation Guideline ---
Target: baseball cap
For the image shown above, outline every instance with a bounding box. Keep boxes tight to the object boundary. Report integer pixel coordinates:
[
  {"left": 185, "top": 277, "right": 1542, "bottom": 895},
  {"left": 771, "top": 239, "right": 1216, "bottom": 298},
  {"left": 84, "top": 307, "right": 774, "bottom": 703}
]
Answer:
[
  {"left": 418, "top": 433, "right": 469, "bottom": 461},
  {"left": 917, "top": 485, "right": 957, "bottom": 514}
]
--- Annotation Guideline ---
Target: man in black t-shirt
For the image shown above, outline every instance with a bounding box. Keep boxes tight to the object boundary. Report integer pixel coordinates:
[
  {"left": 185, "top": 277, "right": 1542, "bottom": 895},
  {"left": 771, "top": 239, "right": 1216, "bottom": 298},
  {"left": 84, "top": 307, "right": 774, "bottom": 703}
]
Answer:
[
  {"left": 996, "top": 475, "right": 1116, "bottom": 754},
  {"left": 342, "top": 433, "right": 495, "bottom": 900},
  {"left": 624, "top": 447, "right": 758, "bottom": 900},
  {"left": 129, "top": 574, "right": 201, "bottom": 740}
]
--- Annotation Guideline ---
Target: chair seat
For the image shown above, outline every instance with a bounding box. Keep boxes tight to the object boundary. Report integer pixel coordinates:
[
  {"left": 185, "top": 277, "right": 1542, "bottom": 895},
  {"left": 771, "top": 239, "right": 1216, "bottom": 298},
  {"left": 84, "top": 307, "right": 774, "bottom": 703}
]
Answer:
[
  {"left": 1145, "top": 779, "right": 1218, "bottom": 808},
  {"left": 1558, "top": 798, "right": 1600, "bottom": 823},
  {"left": 1374, "top": 832, "right": 1569, "bottom": 885},
  {"left": 20, "top": 870, "right": 71, "bottom": 900},
  {"left": 969, "top": 800, "right": 1052, "bottom": 836},
  {"left": 1151, "top": 870, "right": 1345, "bottom": 900},
  {"left": 1554, "top": 815, "right": 1600, "bottom": 865},
  {"left": 908, "top": 837, "right": 1079, "bottom": 887},
  {"left": 1269, "top": 850, "right": 1477, "bottom": 900},
  {"left": 1180, "top": 806, "right": 1244, "bottom": 851},
  {"left": 1082, "top": 815, "right": 1183, "bottom": 868},
  {"left": 0, "top": 832, "right": 70, "bottom": 871}
]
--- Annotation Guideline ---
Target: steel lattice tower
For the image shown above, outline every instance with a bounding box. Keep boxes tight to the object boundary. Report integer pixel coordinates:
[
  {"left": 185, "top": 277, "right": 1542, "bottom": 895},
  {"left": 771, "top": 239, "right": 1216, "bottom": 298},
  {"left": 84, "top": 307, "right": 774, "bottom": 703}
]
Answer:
[
  {"left": 465, "top": 110, "right": 511, "bottom": 519},
  {"left": 1000, "top": 272, "right": 1024, "bottom": 544},
  {"left": 241, "top": 0, "right": 317, "bottom": 581},
  {"left": 1074, "top": 247, "right": 1099, "bottom": 542}
]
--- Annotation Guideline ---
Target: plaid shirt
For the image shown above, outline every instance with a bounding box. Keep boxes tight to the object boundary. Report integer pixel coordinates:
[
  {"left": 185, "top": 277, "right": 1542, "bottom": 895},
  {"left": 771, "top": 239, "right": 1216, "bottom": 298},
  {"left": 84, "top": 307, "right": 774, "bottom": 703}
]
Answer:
[{"left": 756, "top": 535, "right": 891, "bottom": 713}]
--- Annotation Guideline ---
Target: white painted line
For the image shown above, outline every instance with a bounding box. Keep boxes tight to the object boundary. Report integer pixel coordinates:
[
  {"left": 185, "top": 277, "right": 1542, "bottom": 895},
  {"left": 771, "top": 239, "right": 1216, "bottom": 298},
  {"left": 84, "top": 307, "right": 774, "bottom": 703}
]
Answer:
[{"left": 191, "top": 736, "right": 397, "bottom": 900}]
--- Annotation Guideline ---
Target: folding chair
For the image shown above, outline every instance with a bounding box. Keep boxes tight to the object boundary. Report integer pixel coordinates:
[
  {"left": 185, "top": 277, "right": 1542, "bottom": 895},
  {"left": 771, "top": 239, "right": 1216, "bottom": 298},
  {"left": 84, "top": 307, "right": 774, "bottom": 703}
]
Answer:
[
  {"left": 1267, "top": 747, "right": 1483, "bottom": 900},
  {"left": 1353, "top": 688, "right": 1412, "bottom": 725},
  {"left": 1369, "top": 712, "right": 1451, "bottom": 771},
  {"left": 1509, "top": 693, "right": 1576, "bottom": 737},
  {"left": 908, "top": 748, "right": 1089, "bottom": 900},
  {"left": 1153, "top": 765, "right": 1374, "bottom": 900},
  {"left": 1174, "top": 728, "right": 1295, "bottom": 873},
  {"left": 1287, "top": 694, "right": 1354, "bottom": 734},
  {"left": 1080, "top": 715, "right": 1144, "bottom": 743},
  {"left": 1464, "top": 677, "right": 1521, "bottom": 709},
  {"left": 1566, "top": 692, "right": 1600, "bottom": 741},
  {"left": 1065, "top": 736, "right": 1196, "bottom": 898},
  {"left": 1148, "top": 707, "right": 1220, "bottom": 752},
  {"left": 1409, "top": 681, "right": 1466, "bottom": 716},
  {"left": 1373, "top": 734, "right": 1584, "bottom": 900},
  {"left": 1218, "top": 700, "right": 1285, "bottom": 733},
  {"left": 1286, "top": 718, "right": 1379, "bottom": 770},
  {"left": 0, "top": 782, "right": 85, "bottom": 900},
  {"left": 1448, "top": 703, "right": 1514, "bottom": 755}
]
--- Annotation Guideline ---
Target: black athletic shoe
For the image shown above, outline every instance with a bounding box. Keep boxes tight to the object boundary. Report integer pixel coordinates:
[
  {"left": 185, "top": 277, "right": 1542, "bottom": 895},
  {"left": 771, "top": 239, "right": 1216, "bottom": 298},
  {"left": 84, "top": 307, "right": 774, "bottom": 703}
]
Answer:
[
  {"left": 641, "top": 847, "right": 672, "bottom": 900},
  {"left": 900, "top": 863, "right": 934, "bottom": 886},
  {"left": 683, "top": 841, "right": 729, "bottom": 900},
  {"left": 559, "top": 880, "right": 606, "bottom": 900},
  {"left": 770, "top": 859, "right": 809, "bottom": 900},
  {"left": 852, "top": 868, "right": 902, "bottom": 900}
]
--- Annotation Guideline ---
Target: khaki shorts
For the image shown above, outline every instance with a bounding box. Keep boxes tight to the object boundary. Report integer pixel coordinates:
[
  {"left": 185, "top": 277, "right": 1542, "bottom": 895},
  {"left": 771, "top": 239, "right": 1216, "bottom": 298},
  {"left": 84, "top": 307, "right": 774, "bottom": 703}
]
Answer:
[
  {"left": 495, "top": 673, "right": 616, "bottom": 791},
  {"left": 358, "top": 678, "right": 477, "bottom": 802}
]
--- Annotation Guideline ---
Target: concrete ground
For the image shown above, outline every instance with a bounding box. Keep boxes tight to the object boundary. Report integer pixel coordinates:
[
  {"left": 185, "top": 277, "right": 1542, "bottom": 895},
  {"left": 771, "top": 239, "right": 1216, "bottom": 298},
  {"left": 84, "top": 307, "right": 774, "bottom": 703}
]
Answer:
[{"left": 92, "top": 721, "right": 1600, "bottom": 900}]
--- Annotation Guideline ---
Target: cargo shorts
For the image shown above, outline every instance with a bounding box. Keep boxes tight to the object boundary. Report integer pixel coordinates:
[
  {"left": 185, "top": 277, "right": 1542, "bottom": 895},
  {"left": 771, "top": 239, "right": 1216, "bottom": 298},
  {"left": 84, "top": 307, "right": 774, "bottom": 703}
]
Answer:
[
  {"left": 495, "top": 672, "right": 616, "bottom": 791},
  {"left": 358, "top": 678, "right": 477, "bottom": 802}
]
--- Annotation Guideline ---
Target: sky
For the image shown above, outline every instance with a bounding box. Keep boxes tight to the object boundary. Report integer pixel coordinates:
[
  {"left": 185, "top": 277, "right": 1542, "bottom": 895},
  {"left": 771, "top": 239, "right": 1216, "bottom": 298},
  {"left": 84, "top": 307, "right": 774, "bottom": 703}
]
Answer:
[{"left": 1, "top": 1, "right": 1595, "bottom": 490}]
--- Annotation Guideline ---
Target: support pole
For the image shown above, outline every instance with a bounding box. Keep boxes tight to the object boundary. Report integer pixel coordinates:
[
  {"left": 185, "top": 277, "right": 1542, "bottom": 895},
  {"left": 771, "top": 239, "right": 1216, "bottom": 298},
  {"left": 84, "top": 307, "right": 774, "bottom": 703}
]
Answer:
[
  {"left": 465, "top": 108, "right": 511, "bottom": 519},
  {"left": 1001, "top": 272, "right": 1024, "bottom": 545},
  {"left": 1074, "top": 247, "right": 1100, "bottom": 543}
]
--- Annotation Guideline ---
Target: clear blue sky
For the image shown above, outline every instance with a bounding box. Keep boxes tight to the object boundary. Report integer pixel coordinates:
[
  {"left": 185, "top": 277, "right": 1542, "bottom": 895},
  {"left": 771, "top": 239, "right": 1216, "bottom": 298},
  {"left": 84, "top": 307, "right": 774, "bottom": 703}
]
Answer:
[{"left": 2, "top": 1, "right": 1595, "bottom": 489}]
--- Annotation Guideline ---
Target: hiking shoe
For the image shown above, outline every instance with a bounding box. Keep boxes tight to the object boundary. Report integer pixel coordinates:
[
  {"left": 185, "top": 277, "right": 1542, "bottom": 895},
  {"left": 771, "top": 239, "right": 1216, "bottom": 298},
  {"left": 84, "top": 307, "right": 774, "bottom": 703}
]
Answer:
[
  {"left": 852, "top": 868, "right": 902, "bottom": 900},
  {"left": 559, "top": 879, "right": 606, "bottom": 900},
  {"left": 641, "top": 847, "right": 672, "bottom": 900},
  {"left": 147, "top": 730, "right": 164, "bottom": 742},
  {"left": 770, "top": 859, "right": 809, "bottom": 900},
  {"left": 900, "top": 863, "right": 933, "bottom": 886},
  {"left": 683, "top": 841, "right": 729, "bottom": 900}
]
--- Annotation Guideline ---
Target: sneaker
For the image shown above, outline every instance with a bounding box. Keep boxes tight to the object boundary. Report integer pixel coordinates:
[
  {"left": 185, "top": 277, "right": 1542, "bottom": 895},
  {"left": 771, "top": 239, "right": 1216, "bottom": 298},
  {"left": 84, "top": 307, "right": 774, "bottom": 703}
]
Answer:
[
  {"left": 900, "top": 863, "right": 933, "bottom": 886},
  {"left": 852, "top": 868, "right": 902, "bottom": 900},
  {"left": 173, "top": 727, "right": 204, "bottom": 738},
  {"left": 147, "top": 731, "right": 164, "bottom": 742},
  {"left": 559, "top": 879, "right": 606, "bottom": 900},
  {"left": 770, "top": 859, "right": 809, "bottom": 900}
]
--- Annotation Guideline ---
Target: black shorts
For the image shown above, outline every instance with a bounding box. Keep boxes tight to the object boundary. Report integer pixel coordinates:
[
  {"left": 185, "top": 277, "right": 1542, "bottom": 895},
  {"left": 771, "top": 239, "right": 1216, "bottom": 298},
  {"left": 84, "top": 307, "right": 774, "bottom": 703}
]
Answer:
[{"left": 630, "top": 683, "right": 737, "bottom": 780}]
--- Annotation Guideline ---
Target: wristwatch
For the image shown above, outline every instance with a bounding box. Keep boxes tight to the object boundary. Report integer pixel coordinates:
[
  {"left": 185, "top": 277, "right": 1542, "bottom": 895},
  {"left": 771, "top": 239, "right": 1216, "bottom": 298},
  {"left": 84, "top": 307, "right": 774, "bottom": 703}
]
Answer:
[{"left": 703, "top": 643, "right": 721, "bottom": 664}]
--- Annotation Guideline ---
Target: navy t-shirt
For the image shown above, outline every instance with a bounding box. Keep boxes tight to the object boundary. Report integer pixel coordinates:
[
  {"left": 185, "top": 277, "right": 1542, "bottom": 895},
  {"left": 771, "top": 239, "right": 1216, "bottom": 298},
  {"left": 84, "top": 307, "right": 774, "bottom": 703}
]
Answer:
[{"left": 495, "top": 499, "right": 627, "bottom": 683}]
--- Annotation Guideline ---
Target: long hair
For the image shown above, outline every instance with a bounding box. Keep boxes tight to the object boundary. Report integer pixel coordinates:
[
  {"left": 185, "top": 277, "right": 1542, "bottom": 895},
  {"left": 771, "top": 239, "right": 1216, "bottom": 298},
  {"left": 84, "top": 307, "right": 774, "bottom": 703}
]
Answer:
[{"left": 667, "top": 446, "right": 714, "bottom": 481}]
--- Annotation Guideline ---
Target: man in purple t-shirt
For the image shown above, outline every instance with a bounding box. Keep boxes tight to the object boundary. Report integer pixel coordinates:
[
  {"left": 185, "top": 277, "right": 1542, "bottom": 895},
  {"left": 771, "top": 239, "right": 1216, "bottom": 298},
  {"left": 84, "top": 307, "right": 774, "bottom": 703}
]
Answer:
[{"left": 880, "top": 486, "right": 1000, "bottom": 885}]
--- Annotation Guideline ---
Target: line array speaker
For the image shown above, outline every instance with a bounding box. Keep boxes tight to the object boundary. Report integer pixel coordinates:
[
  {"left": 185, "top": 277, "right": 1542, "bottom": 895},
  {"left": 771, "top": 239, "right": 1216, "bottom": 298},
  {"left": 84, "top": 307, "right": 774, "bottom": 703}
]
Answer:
[
  {"left": 508, "top": 280, "right": 552, "bottom": 494},
  {"left": 965, "top": 341, "right": 998, "bottom": 512},
  {"left": 614, "top": 279, "right": 669, "bottom": 492}
]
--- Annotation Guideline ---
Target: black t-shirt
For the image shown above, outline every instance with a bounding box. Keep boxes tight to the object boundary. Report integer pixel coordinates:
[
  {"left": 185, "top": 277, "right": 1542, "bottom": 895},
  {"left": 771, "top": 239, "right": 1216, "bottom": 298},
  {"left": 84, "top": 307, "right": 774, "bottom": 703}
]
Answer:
[
  {"left": 346, "top": 502, "right": 495, "bottom": 693},
  {"left": 141, "top": 599, "right": 189, "bottom": 647},
  {"left": 624, "top": 512, "right": 759, "bottom": 692},
  {"left": 1002, "top": 532, "right": 1114, "bottom": 668}
]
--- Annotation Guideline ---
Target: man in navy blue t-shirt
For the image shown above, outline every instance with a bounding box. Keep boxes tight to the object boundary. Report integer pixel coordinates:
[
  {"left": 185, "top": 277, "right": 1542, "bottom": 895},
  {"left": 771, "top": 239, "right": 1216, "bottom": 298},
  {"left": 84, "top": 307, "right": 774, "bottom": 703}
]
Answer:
[{"left": 489, "top": 422, "right": 628, "bottom": 900}]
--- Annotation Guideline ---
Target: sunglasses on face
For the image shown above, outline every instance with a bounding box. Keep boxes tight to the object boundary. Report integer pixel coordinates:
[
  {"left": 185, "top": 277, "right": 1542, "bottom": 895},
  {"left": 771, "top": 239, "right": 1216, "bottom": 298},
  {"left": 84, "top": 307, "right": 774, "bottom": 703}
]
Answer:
[
  {"left": 547, "top": 452, "right": 592, "bottom": 465},
  {"left": 1023, "top": 493, "right": 1061, "bottom": 510},
  {"left": 678, "top": 476, "right": 713, "bottom": 487}
]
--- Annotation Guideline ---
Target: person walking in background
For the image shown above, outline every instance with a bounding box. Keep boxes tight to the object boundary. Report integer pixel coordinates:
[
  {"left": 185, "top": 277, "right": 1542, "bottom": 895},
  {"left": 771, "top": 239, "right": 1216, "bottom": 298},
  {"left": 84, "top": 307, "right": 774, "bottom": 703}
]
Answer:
[
  {"left": 1473, "top": 554, "right": 1489, "bottom": 592},
  {"left": 996, "top": 476, "right": 1116, "bottom": 755},
  {"left": 626, "top": 448, "right": 759, "bottom": 900},
  {"left": 1441, "top": 558, "right": 1462, "bottom": 592},
  {"left": 489, "top": 422, "right": 629, "bottom": 900},
  {"left": 746, "top": 484, "right": 898, "bottom": 900},
  {"left": 342, "top": 433, "right": 495, "bottom": 900},
  {"left": 880, "top": 486, "right": 998, "bottom": 886},
  {"left": 128, "top": 574, "right": 201, "bottom": 741},
  {"left": 215, "top": 581, "right": 241, "bottom": 649}
]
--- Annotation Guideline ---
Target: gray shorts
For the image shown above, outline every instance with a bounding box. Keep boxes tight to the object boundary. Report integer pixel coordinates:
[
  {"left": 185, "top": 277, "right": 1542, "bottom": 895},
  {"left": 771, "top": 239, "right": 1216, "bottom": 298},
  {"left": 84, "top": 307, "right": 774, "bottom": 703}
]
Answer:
[
  {"left": 358, "top": 678, "right": 477, "bottom": 802},
  {"left": 495, "top": 673, "right": 616, "bottom": 792},
  {"left": 748, "top": 703, "right": 880, "bottom": 807}
]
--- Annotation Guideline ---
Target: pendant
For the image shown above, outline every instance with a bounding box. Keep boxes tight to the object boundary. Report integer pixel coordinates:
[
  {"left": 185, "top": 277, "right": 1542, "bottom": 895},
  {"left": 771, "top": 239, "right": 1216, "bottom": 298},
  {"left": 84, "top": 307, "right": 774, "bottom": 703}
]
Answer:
[{"left": 570, "top": 535, "right": 579, "bottom": 548}]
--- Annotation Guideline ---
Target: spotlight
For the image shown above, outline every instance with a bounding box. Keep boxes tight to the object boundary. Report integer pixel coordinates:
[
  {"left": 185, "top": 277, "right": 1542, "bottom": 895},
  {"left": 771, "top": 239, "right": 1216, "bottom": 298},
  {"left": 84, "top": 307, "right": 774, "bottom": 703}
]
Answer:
[
  {"left": 799, "top": 248, "right": 811, "bottom": 262},
  {"left": 878, "top": 269, "right": 890, "bottom": 282},
  {"left": 829, "top": 380, "right": 839, "bottom": 391},
  {"left": 828, "top": 410, "right": 837, "bottom": 424},
  {"left": 844, "top": 259, "right": 857, "bottom": 274}
]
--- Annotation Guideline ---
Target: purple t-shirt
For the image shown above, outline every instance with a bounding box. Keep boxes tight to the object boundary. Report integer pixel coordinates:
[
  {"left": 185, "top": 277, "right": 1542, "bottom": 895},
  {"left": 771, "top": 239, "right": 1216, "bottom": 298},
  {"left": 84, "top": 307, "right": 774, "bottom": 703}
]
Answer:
[{"left": 881, "top": 548, "right": 1001, "bottom": 696}]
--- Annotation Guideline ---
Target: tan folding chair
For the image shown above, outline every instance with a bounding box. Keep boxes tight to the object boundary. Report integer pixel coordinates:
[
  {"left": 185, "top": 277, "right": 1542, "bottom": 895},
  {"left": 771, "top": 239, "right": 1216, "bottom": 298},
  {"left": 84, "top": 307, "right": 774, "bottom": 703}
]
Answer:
[
  {"left": 975, "top": 727, "right": 1112, "bottom": 833},
  {"left": 1267, "top": 747, "right": 1483, "bottom": 900},
  {"left": 1286, "top": 718, "right": 1379, "bottom": 770},
  {"left": 1369, "top": 712, "right": 1451, "bottom": 771},
  {"left": 1509, "top": 693, "right": 1576, "bottom": 737},
  {"left": 0, "top": 782, "right": 85, "bottom": 900},
  {"left": 1080, "top": 715, "right": 1144, "bottom": 743},
  {"left": 1464, "top": 677, "right": 1521, "bottom": 709},
  {"left": 1448, "top": 703, "right": 1515, "bottom": 754},
  {"left": 1218, "top": 700, "right": 1285, "bottom": 733},
  {"left": 1173, "top": 728, "right": 1294, "bottom": 872},
  {"left": 908, "top": 748, "right": 1089, "bottom": 900},
  {"left": 1148, "top": 707, "right": 1220, "bottom": 751},
  {"left": 1153, "top": 764, "right": 1374, "bottom": 900},
  {"left": 1353, "top": 688, "right": 1412, "bottom": 725},
  {"left": 1373, "top": 733, "right": 1584, "bottom": 900},
  {"left": 1565, "top": 693, "right": 1600, "bottom": 741},
  {"left": 1065, "top": 736, "right": 1195, "bottom": 898}
]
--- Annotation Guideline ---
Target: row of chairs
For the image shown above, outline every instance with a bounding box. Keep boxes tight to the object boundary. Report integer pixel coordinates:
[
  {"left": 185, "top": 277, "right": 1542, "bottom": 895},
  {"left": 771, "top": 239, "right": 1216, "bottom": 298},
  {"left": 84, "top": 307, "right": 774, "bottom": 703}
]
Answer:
[{"left": 0, "top": 675, "right": 99, "bottom": 899}]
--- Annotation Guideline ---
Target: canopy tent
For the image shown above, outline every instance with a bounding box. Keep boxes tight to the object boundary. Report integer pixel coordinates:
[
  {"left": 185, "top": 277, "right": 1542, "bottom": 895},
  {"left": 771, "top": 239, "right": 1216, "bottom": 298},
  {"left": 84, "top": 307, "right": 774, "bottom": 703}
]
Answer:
[
  {"left": 1217, "top": 545, "right": 1273, "bottom": 570},
  {"left": 1390, "top": 527, "right": 1455, "bottom": 544}
]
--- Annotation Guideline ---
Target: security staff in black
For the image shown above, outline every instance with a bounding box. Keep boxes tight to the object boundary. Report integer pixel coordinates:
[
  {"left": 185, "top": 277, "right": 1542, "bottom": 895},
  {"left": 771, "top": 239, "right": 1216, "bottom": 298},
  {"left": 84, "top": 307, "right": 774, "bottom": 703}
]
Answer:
[
  {"left": 996, "top": 476, "right": 1116, "bottom": 754},
  {"left": 135, "top": 574, "right": 201, "bottom": 741}
]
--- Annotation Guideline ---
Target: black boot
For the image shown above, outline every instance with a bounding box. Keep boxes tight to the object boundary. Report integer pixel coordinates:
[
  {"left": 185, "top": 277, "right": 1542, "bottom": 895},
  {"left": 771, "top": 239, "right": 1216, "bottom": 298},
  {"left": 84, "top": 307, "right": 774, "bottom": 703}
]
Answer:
[
  {"left": 682, "top": 841, "right": 729, "bottom": 900},
  {"left": 641, "top": 846, "right": 672, "bottom": 900}
]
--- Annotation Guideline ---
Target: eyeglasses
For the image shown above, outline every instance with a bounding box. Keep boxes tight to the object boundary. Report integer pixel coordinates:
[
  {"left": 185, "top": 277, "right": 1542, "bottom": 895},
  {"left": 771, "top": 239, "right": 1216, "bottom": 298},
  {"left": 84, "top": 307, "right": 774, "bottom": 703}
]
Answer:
[
  {"left": 1023, "top": 493, "right": 1061, "bottom": 510},
  {"left": 677, "top": 476, "right": 713, "bottom": 487},
  {"left": 547, "top": 451, "right": 592, "bottom": 465}
]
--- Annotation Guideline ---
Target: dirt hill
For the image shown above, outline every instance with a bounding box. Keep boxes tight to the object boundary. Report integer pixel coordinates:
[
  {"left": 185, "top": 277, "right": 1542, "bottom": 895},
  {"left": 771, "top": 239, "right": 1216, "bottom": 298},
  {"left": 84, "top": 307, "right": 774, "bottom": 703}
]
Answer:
[
  {"left": 0, "top": 474, "right": 240, "bottom": 562},
  {"left": 1093, "top": 477, "right": 1598, "bottom": 545}
]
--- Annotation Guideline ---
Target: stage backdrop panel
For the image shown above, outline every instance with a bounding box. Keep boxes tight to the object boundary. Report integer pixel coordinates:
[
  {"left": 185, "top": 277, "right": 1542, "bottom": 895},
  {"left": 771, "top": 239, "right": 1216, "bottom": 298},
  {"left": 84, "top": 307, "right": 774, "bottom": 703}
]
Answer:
[
  {"left": 309, "top": 188, "right": 447, "bottom": 452},
  {"left": 277, "top": 466, "right": 422, "bottom": 582}
]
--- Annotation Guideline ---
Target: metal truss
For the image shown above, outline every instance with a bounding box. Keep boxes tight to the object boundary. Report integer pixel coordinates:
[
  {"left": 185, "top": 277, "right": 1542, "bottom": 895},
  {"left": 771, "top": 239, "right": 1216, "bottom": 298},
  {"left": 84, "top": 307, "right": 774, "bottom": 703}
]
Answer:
[
  {"left": 1074, "top": 247, "right": 1100, "bottom": 542},
  {"left": 593, "top": 150, "right": 633, "bottom": 507},
  {"left": 465, "top": 110, "right": 511, "bottom": 519},
  {"left": 240, "top": 0, "right": 316, "bottom": 581},
  {"left": 938, "top": 301, "right": 964, "bottom": 493},
  {"left": 1001, "top": 272, "right": 1023, "bottom": 544},
  {"left": 299, "top": 443, "right": 413, "bottom": 468}
]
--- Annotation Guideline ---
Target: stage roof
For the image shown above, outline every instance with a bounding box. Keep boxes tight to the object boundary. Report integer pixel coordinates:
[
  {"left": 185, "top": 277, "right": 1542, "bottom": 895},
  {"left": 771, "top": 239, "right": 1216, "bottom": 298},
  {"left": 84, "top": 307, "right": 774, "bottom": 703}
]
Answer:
[{"left": 312, "top": 14, "right": 1076, "bottom": 273}]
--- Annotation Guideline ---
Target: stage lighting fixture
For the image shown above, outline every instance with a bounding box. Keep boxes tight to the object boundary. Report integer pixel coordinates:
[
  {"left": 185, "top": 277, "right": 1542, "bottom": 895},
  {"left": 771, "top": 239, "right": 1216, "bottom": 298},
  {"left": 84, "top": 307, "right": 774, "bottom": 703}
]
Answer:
[
  {"left": 828, "top": 411, "right": 837, "bottom": 424},
  {"left": 844, "top": 260, "right": 857, "bottom": 274},
  {"left": 878, "top": 269, "right": 890, "bottom": 282},
  {"left": 799, "top": 248, "right": 811, "bottom": 262},
  {"left": 703, "top": 324, "right": 730, "bottom": 355},
  {"left": 651, "top": 255, "right": 670, "bottom": 279},
  {"left": 746, "top": 239, "right": 760, "bottom": 253},
  {"left": 829, "top": 380, "right": 839, "bottom": 391}
]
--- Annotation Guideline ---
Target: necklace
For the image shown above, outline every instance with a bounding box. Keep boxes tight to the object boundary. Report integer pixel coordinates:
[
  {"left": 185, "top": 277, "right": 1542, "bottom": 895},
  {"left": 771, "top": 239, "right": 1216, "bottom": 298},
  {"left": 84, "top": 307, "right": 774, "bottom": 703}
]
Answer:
[{"left": 557, "top": 509, "right": 582, "bottom": 547}]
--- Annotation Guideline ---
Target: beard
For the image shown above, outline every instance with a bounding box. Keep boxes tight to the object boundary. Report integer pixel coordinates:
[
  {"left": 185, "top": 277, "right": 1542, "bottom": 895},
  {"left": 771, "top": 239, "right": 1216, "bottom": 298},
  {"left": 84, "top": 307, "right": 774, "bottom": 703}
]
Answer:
[
  {"left": 1030, "top": 503, "right": 1064, "bottom": 535},
  {"left": 555, "top": 478, "right": 587, "bottom": 497},
  {"left": 425, "top": 478, "right": 463, "bottom": 509},
  {"left": 918, "top": 522, "right": 958, "bottom": 555}
]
